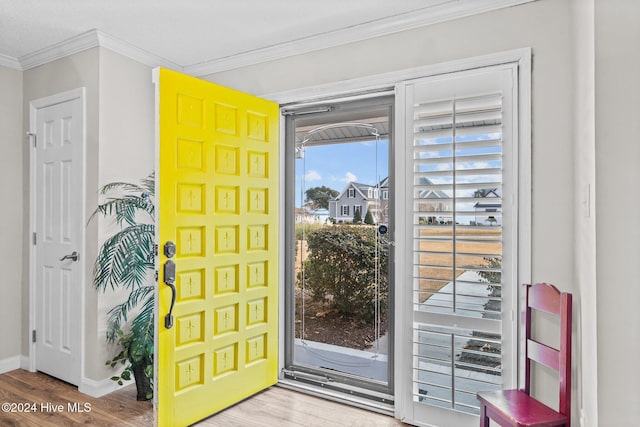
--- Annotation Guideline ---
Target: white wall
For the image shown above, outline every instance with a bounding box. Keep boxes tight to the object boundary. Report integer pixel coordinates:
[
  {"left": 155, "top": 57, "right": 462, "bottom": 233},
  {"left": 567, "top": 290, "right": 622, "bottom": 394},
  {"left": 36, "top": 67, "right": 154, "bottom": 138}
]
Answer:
[
  {"left": 203, "top": 0, "right": 585, "bottom": 420},
  {"left": 90, "top": 47, "right": 155, "bottom": 380},
  {"left": 98, "top": 48, "right": 155, "bottom": 185},
  {"left": 595, "top": 1, "right": 640, "bottom": 425},
  {"left": 0, "top": 65, "right": 24, "bottom": 367}
]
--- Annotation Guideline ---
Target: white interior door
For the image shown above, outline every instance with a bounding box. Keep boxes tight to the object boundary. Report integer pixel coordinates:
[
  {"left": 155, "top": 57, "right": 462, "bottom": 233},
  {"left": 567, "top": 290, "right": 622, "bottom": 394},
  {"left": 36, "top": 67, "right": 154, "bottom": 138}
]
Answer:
[{"left": 30, "top": 89, "right": 85, "bottom": 386}]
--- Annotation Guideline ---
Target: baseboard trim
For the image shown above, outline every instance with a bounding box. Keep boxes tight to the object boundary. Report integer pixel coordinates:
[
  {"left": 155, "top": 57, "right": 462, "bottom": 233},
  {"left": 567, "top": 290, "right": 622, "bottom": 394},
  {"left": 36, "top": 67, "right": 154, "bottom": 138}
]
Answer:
[
  {"left": 2, "top": 356, "right": 129, "bottom": 399},
  {"left": 20, "top": 355, "right": 30, "bottom": 370},
  {"left": 79, "top": 376, "right": 133, "bottom": 398},
  {"left": 0, "top": 355, "right": 22, "bottom": 374}
]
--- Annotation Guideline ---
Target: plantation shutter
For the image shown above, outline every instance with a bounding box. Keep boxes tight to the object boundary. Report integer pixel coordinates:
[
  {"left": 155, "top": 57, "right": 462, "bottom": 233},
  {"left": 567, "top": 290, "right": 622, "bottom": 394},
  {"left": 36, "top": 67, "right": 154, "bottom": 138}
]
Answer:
[
  {"left": 413, "top": 93, "right": 504, "bottom": 319},
  {"left": 399, "top": 65, "right": 518, "bottom": 426}
]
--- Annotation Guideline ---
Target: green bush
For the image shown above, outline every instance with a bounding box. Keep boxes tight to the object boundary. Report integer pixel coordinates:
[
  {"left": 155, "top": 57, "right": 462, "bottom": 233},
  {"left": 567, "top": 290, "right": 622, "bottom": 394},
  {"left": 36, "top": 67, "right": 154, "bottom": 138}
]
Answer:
[
  {"left": 364, "top": 209, "right": 375, "bottom": 225},
  {"left": 478, "top": 256, "right": 502, "bottom": 320},
  {"left": 478, "top": 256, "right": 502, "bottom": 296},
  {"left": 352, "top": 209, "right": 362, "bottom": 223},
  {"left": 299, "top": 226, "right": 388, "bottom": 323}
]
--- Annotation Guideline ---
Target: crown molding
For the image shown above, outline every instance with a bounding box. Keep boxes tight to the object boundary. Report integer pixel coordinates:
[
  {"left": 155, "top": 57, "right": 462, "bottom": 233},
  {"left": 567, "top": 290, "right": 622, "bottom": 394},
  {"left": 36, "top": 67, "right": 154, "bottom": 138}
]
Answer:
[
  {"left": 95, "top": 31, "right": 182, "bottom": 71},
  {"left": 186, "top": 0, "right": 536, "bottom": 77},
  {"left": 19, "top": 29, "right": 101, "bottom": 70},
  {"left": 5, "top": 0, "right": 535, "bottom": 74},
  {"left": 17, "top": 29, "right": 181, "bottom": 71},
  {"left": 0, "top": 53, "right": 22, "bottom": 70}
]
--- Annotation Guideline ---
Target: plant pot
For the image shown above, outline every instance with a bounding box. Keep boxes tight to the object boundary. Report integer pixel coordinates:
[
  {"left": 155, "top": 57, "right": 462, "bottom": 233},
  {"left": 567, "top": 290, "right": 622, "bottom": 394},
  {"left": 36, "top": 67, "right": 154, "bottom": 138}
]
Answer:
[{"left": 132, "top": 363, "right": 152, "bottom": 401}]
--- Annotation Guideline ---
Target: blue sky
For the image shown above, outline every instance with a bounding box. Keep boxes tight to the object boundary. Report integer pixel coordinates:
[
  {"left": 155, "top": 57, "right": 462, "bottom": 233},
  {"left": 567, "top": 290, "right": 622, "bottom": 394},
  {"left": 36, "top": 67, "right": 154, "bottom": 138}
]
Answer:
[{"left": 295, "top": 139, "right": 389, "bottom": 207}]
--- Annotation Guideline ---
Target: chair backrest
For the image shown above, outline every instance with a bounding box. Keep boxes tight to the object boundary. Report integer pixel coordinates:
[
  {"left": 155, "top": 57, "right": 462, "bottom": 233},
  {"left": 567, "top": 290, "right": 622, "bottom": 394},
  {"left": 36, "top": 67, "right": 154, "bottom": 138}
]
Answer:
[{"left": 524, "top": 282, "right": 572, "bottom": 424}]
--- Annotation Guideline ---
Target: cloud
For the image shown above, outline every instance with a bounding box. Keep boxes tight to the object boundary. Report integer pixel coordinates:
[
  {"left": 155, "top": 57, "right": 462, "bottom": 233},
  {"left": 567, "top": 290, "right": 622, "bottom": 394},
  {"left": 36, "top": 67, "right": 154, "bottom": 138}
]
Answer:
[
  {"left": 457, "top": 161, "right": 491, "bottom": 170},
  {"left": 340, "top": 172, "right": 357, "bottom": 183},
  {"left": 304, "top": 170, "right": 322, "bottom": 181}
]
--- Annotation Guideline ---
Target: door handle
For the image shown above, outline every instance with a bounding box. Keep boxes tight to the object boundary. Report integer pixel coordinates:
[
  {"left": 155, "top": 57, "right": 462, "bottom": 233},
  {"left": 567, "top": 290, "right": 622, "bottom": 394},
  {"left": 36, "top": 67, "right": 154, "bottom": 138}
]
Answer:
[
  {"left": 60, "top": 251, "right": 79, "bottom": 262},
  {"left": 163, "top": 241, "right": 177, "bottom": 329},
  {"left": 163, "top": 260, "right": 176, "bottom": 329}
]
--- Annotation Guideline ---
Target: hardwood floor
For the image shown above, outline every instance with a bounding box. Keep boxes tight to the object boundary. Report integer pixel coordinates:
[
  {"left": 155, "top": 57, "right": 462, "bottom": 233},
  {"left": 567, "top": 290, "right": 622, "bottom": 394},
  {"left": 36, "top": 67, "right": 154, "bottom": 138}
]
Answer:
[
  {"left": 0, "top": 369, "right": 153, "bottom": 426},
  {"left": 196, "top": 386, "right": 404, "bottom": 427},
  {"left": 0, "top": 370, "right": 405, "bottom": 426}
]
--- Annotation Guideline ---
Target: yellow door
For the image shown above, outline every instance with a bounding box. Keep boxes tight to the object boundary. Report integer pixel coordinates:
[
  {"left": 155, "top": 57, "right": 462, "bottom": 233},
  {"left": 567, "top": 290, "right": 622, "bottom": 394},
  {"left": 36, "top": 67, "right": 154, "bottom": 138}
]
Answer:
[{"left": 156, "top": 68, "right": 279, "bottom": 427}]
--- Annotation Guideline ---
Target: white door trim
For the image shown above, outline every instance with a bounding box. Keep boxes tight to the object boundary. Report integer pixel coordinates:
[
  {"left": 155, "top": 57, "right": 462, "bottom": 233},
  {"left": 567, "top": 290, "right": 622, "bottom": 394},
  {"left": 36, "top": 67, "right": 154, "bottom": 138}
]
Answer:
[{"left": 28, "top": 87, "right": 87, "bottom": 384}]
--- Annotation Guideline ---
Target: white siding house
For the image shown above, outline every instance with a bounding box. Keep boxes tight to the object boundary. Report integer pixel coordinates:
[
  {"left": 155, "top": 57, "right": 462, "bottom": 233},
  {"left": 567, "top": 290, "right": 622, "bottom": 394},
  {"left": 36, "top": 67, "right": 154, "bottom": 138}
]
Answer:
[{"left": 328, "top": 178, "right": 389, "bottom": 224}]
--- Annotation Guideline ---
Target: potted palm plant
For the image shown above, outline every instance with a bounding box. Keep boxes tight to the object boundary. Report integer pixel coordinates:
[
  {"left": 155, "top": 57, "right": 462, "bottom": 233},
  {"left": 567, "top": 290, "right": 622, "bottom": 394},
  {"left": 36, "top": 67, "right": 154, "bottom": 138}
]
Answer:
[{"left": 90, "top": 172, "right": 155, "bottom": 401}]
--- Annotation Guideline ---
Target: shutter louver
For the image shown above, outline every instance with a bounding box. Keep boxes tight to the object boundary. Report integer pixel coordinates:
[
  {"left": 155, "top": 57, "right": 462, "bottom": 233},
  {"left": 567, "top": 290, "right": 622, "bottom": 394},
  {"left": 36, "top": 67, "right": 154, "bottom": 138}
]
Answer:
[
  {"left": 413, "top": 92, "right": 503, "bottom": 319},
  {"left": 411, "top": 91, "right": 504, "bottom": 414}
]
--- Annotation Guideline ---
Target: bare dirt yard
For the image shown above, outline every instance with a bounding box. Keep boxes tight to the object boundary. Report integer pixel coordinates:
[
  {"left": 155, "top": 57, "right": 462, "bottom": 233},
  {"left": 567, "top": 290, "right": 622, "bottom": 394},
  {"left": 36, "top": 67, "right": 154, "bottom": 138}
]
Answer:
[{"left": 294, "top": 287, "right": 388, "bottom": 351}]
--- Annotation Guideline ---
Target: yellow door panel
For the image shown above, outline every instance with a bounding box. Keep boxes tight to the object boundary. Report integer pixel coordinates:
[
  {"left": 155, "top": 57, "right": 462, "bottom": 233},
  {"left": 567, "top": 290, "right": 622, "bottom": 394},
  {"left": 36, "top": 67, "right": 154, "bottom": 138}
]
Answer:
[{"left": 156, "top": 68, "right": 279, "bottom": 427}]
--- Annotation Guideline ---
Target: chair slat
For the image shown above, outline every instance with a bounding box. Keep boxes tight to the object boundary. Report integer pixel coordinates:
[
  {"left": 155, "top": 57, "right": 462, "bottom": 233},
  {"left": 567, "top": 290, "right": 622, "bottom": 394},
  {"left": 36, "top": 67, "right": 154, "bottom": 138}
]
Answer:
[
  {"left": 528, "top": 282, "right": 561, "bottom": 315},
  {"left": 527, "top": 339, "right": 559, "bottom": 370}
]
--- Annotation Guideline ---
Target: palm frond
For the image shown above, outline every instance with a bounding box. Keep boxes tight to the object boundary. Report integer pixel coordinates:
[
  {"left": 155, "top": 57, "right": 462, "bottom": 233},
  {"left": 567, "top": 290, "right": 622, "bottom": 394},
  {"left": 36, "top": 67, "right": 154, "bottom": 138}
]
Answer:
[
  {"left": 89, "top": 194, "right": 155, "bottom": 226},
  {"left": 130, "top": 294, "right": 154, "bottom": 344},
  {"left": 106, "top": 285, "right": 154, "bottom": 342},
  {"left": 99, "top": 181, "right": 146, "bottom": 195},
  {"left": 94, "top": 224, "right": 155, "bottom": 292},
  {"left": 88, "top": 173, "right": 156, "bottom": 226},
  {"left": 140, "top": 171, "right": 155, "bottom": 196},
  {"left": 99, "top": 172, "right": 155, "bottom": 196}
]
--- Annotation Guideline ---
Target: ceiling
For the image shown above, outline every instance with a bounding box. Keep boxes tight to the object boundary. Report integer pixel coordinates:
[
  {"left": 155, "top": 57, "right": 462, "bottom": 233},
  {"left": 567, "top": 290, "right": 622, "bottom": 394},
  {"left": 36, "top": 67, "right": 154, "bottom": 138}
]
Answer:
[{"left": 0, "top": 0, "right": 533, "bottom": 73}]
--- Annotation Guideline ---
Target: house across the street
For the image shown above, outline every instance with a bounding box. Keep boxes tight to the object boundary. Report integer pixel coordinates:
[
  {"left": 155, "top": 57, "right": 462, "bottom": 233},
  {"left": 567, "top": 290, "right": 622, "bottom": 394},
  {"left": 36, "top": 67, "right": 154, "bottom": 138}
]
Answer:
[{"left": 328, "top": 177, "right": 389, "bottom": 224}]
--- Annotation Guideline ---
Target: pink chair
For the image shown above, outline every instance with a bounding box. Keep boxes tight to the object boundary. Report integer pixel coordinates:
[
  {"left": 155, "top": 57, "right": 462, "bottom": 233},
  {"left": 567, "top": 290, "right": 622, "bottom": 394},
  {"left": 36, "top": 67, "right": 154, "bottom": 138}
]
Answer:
[{"left": 476, "top": 283, "right": 572, "bottom": 426}]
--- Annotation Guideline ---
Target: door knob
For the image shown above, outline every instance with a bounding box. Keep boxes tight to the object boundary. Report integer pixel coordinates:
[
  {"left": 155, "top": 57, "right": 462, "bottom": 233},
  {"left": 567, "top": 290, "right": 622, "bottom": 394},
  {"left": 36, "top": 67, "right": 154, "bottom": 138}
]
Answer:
[{"left": 60, "top": 251, "right": 79, "bottom": 262}]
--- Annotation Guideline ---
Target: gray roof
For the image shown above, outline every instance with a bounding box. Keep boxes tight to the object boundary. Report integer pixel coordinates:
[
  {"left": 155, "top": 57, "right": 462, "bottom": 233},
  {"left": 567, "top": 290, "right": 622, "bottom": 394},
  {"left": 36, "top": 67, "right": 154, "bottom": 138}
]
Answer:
[{"left": 333, "top": 177, "right": 389, "bottom": 201}]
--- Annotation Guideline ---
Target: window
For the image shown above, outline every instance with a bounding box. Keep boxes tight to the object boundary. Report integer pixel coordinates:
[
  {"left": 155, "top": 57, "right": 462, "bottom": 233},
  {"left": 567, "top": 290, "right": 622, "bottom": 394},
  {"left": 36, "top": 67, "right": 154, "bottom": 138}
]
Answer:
[
  {"left": 341, "top": 205, "right": 350, "bottom": 216},
  {"left": 348, "top": 188, "right": 355, "bottom": 198},
  {"left": 383, "top": 190, "right": 389, "bottom": 200},
  {"left": 397, "top": 63, "right": 526, "bottom": 426},
  {"left": 354, "top": 205, "right": 362, "bottom": 215}
]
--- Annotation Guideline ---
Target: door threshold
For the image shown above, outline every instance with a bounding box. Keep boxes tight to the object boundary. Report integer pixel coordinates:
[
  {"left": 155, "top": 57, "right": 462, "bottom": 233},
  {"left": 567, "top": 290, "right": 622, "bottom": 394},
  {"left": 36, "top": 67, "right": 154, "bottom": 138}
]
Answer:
[{"left": 277, "top": 377, "right": 394, "bottom": 416}]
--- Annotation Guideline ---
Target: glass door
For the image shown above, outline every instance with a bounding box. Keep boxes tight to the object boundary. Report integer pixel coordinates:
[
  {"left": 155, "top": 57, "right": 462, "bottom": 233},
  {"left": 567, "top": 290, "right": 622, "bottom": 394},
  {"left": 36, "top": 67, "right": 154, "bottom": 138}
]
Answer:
[{"left": 283, "top": 96, "right": 394, "bottom": 402}]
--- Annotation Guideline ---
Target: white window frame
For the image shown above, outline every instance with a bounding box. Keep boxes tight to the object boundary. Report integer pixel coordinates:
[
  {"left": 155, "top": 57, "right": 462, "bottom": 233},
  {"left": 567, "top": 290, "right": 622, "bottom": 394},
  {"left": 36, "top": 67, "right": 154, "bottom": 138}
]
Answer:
[
  {"left": 348, "top": 188, "right": 356, "bottom": 198},
  {"left": 341, "top": 205, "right": 350, "bottom": 216},
  {"left": 394, "top": 60, "right": 530, "bottom": 426}
]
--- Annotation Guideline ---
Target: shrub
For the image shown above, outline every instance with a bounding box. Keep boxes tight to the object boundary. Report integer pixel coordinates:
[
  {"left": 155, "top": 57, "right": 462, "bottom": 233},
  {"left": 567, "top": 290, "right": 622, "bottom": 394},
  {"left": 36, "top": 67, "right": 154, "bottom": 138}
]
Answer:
[
  {"left": 478, "top": 256, "right": 502, "bottom": 319},
  {"left": 364, "top": 209, "right": 375, "bottom": 225},
  {"left": 299, "top": 226, "right": 388, "bottom": 323},
  {"left": 352, "top": 209, "right": 362, "bottom": 224},
  {"left": 478, "top": 256, "right": 502, "bottom": 297}
]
